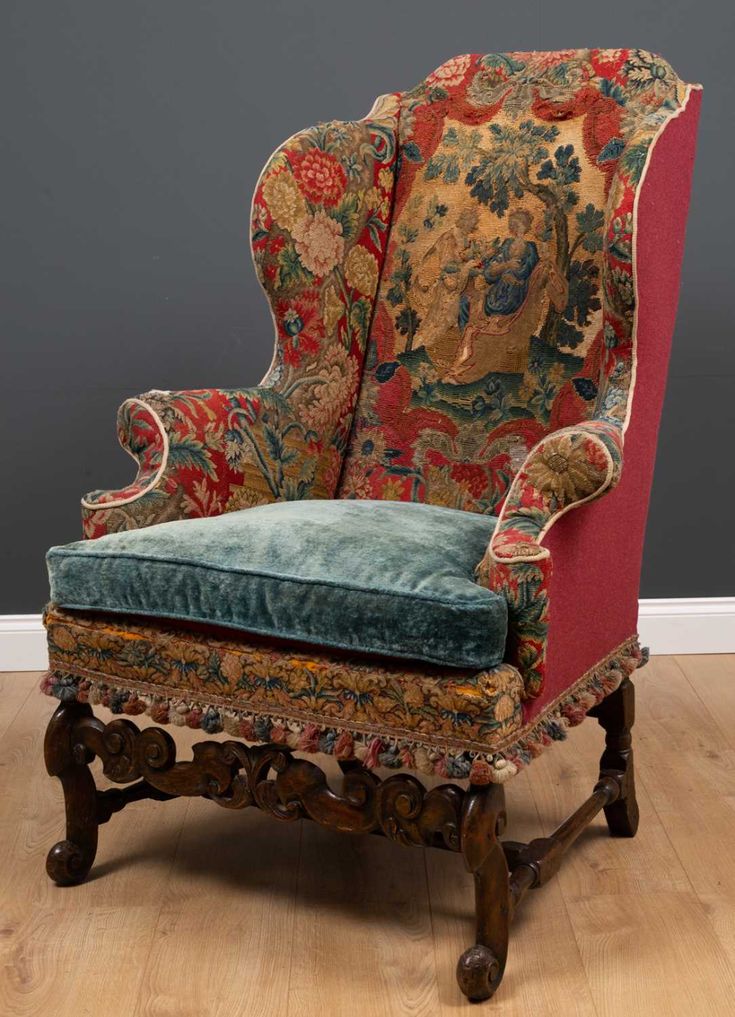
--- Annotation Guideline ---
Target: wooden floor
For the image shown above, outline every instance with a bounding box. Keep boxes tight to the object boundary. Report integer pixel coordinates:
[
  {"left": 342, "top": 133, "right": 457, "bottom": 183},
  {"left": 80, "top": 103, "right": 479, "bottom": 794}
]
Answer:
[{"left": 1, "top": 656, "right": 735, "bottom": 1016}]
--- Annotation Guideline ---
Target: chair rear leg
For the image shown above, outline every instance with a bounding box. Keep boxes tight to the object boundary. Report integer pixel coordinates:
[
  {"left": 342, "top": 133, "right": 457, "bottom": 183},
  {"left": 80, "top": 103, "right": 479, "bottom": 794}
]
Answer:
[{"left": 590, "top": 676, "right": 640, "bottom": 837}]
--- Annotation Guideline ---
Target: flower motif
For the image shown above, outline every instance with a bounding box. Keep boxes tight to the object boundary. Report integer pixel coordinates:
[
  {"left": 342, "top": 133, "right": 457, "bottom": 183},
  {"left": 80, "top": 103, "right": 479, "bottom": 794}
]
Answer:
[
  {"left": 423, "top": 465, "right": 467, "bottom": 509},
  {"left": 275, "top": 292, "right": 324, "bottom": 366},
  {"left": 378, "top": 167, "right": 393, "bottom": 193},
  {"left": 251, "top": 202, "right": 269, "bottom": 239},
  {"left": 338, "top": 462, "right": 372, "bottom": 499},
  {"left": 610, "top": 267, "right": 634, "bottom": 312},
  {"left": 349, "top": 428, "right": 386, "bottom": 470},
  {"left": 345, "top": 245, "right": 379, "bottom": 295},
  {"left": 322, "top": 284, "right": 344, "bottom": 337},
  {"left": 427, "top": 54, "right": 471, "bottom": 89},
  {"left": 292, "top": 148, "right": 346, "bottom": 206},
  {"left": 525, "top": 432, "right": 608, "bottom": 506},
  {"left": 298, "top": 342, "right": 359, "bottom": 430},
  {"left": 292, "top": 210, "right": 344, "bottom": 277},
  {"left": 261, "top": 170, "right": 307, "bottom": 233},
  {"left": 492, "top": 693, "right": 518, "bottom": 723},
  {"left": 518, "top": 377, "right": 537, "bottom": 402},
  {"left": 51, "top": 625, "right": 77, "bottom": 652},
  {"left": 381, "top": 478, "right": 406, "bottom": 501},
  {"left": 450, "top": 462, "right": 488, "bottom": 500},
  {"left": 220, "top": 652, "right": 243, "bottom": 683},
  {"left": 624, "top": 50, "right": 677, "bottom": 98}
]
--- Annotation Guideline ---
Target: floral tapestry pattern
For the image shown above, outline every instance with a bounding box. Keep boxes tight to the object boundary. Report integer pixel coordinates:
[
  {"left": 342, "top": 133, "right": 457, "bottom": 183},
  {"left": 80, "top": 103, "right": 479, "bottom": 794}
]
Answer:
[
  {"left": 42, "top": 606, "right": 642, "bottom": 783},
  {"left": 43, "top": 605, "right": 525, "bottom": 780},
  {"left": 82, "top": 103, "right": 399, "bottom": 537}
]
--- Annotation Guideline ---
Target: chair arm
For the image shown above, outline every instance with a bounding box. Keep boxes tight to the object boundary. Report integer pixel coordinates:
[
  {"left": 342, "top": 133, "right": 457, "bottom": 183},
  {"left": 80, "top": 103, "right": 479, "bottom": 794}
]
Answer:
[
  {"left": 81, "top": 385, "right": 333, "bottom": 537},
  {"left": 489, "top": 419, "right": 623, "bottom": 562},
  {"left": 477, "top": 419, "right": 624, "bottom": 697}
]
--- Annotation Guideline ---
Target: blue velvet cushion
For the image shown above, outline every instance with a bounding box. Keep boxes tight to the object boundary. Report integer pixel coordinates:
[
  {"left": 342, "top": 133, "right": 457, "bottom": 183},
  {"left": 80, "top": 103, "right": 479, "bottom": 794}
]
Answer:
[{"left": 47, "top": 500, "right": 507, "bottom": 669}]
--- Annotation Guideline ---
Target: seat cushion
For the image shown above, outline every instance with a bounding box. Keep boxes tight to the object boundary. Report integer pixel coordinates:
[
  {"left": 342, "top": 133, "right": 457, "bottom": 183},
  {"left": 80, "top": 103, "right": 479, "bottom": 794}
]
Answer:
[{"left": 47, "top": 500, "right": 507, "bottom": 669}]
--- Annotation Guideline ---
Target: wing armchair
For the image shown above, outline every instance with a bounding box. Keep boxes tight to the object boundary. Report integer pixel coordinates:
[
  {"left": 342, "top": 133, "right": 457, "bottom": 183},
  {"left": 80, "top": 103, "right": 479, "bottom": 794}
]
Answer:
[{"left": 41, "top": 49, "right": 701, "bottom": 1003}]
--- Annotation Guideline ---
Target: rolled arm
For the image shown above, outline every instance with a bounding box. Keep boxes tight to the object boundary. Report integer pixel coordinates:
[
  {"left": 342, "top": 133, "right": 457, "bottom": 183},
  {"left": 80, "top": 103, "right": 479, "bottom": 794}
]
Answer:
[
  {"left": 81, "top": 386, "right": 331, "bottom": 537},
  {"left": 477, "top": 419, "right": 624, "bottom": 697},
  {"left": 488, "top": 419, "right": 623, "bottom": 563}
]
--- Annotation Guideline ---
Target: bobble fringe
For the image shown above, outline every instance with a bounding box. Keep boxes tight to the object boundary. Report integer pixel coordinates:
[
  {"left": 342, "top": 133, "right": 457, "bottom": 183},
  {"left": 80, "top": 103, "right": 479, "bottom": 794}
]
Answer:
[{"left": 40, "top": 639, "right": 641, "bottom": 785}]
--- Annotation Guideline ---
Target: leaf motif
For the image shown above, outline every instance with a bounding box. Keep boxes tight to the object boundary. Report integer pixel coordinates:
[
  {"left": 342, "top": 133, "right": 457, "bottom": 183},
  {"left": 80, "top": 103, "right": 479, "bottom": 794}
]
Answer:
[
  {"left": 402, "top": 141, "right": 423, "bottom": 163},
  {"left": 332, "top": 193, "right": 360, "bottom": 240},
  {"left": 277, "top": 243, "right": 310, "bottom": 290},
  {"left": 167, "top": 439, "right": 218, "bottom": 480},
  {"left": 597, "top": 137, "right": 625, "bottom": 163}
]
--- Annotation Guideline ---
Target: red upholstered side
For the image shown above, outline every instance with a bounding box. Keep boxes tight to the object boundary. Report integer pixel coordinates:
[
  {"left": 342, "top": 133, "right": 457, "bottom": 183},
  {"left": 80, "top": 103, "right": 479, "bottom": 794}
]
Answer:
[{"left": 524, "top": 89, "right": 702, "bottom": 724}]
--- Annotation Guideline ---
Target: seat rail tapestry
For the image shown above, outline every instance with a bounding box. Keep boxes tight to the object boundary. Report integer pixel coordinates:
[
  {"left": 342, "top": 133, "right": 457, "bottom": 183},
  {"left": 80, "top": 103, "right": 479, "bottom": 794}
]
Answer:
[{"left": 43, "top": 605, "right": 641, "bottom": 784}]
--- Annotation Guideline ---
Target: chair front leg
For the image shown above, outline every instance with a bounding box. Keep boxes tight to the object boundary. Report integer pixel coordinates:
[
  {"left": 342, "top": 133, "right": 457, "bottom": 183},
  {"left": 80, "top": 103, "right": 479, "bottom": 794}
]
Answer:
[
  {"left": 44, "top": 700, "right": 100, "bottom": 886},
  {"left": 456, "top": 782, "right": 510, "bottom": 1003}
]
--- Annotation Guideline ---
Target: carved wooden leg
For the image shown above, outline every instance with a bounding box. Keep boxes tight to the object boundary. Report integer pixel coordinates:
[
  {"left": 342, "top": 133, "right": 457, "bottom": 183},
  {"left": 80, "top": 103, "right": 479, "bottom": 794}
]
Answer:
[
  {"left": 590, "top": 677, "right": 639, "bottom": 837},
  {"left": 456, "top": 782, "right": 510, "bottom": 1003},
  {"left": 44, "top": 701, "right": 99, "bottom": 886}
]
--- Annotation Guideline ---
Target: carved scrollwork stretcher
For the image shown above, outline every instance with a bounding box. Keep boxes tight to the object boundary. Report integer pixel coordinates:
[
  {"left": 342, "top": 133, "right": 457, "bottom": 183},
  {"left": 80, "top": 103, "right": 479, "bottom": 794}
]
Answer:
[{"left": 45, "top": 678, "right": 639, "bottom": 1004}]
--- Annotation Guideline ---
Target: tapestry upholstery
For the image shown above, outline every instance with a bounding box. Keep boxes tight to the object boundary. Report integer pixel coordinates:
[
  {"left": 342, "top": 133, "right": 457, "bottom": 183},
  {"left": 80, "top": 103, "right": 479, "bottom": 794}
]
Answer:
[
  {"left": 49, "top": 500, "right": 508, "bottom": 669},
  {"left": 81, "top": 102, "right": 399, "bottom": 538},
  {"left": 42, "top": 605, "right": 641, "bottom": 784},
  {"left": 340, "top": 50, "right": 688, "bottom": 513},
  {"left": 43, "top": 50, "right": 701, "bottom": 782}
]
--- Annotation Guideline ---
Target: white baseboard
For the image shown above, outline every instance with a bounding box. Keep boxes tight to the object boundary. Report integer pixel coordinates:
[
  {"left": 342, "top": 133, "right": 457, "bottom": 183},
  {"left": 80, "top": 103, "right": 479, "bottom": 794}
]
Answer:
[
  {"left": 1, "top": 599, "right": 733, "bottom": 672},
  {"left": 636, "top": 597, "right": 735, "bottom": 656},
  {"left": 0, "top": 615, "right": 49, "bottom": 672}
]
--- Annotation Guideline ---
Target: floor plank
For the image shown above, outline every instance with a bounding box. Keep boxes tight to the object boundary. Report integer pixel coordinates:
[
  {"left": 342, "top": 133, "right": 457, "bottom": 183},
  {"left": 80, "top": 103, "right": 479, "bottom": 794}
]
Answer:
[
  {"left": 569, "top": 892, "right": 735, "bottom": 1017},
  {"left": 633, "top": 656, "right": 735, "bottom": 975},
  {"left": 133, "top": 804, "right": 301, "bottom": 1017},
  {"left": 0, "top": 673, "right": 35, "bottom": 744},
  {"left": 288, "top": 762, "right": 440, "bottom": 1017}
]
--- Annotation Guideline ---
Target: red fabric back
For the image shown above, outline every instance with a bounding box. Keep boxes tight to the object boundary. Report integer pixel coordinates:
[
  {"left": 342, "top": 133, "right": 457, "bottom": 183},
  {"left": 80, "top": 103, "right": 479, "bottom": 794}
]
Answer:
[{"left": 526, "top": 88, "right": 702, "bottom": 722}]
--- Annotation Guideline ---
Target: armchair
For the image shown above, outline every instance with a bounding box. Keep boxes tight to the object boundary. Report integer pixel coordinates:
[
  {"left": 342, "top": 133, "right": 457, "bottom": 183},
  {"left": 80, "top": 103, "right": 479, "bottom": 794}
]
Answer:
[{"left": 41, "top": 50, "right": 701, "bottom": 1003}]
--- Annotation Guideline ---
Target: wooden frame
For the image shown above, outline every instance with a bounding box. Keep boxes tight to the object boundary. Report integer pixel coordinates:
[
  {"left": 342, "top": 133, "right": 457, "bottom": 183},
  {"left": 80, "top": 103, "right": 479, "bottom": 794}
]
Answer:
[{"left": 44, "top": 677, "right": 638, "bottom": 1003}]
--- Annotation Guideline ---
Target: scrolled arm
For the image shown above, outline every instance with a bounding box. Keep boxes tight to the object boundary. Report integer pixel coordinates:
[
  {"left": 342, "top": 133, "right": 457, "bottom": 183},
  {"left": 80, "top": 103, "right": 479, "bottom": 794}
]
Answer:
[
  {"left": 487, "top": 419, "right": 623, "bottom": 563},
  {"left": 477, "top": 419, "right": 624, "bottom": 697},
  {"left": 81, "top": 386, "right": 330, "bottom": 537}
]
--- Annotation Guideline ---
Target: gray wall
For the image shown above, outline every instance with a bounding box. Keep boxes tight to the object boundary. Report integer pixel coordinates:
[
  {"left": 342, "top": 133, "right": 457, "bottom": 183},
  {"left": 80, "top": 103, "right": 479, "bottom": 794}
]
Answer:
[{"left": 2, "top": 0, "right": 733, "bottom": 612}]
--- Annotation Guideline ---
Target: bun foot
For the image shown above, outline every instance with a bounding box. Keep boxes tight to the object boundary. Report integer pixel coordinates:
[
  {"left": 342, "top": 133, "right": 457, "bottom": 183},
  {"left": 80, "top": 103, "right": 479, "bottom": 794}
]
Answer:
[
  {"left": 456, "top": 944, "right": 502, "bottom": 1002},
  {"left": 46, "top": 838, "right": 95, "bottom": 886}
]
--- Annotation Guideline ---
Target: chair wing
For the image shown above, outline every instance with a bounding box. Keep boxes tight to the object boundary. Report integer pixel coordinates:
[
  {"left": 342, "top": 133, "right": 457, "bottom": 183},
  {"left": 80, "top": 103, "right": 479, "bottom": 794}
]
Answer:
[{"left": 81, "top": 101, "right": 399, "bottom": 538}]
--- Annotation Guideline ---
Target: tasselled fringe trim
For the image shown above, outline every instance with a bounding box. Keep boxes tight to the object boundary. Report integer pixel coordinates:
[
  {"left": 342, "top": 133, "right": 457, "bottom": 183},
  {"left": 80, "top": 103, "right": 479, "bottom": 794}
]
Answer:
[{"left": 41, "top": 637, "right": 642, "bottom": 785}]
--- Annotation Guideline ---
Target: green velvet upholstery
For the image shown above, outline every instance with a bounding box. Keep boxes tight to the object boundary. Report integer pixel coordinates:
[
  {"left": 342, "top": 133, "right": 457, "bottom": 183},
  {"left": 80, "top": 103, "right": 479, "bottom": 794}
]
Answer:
[{"left": 47, "top": 500, "right": 507, "bottom": 669}]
